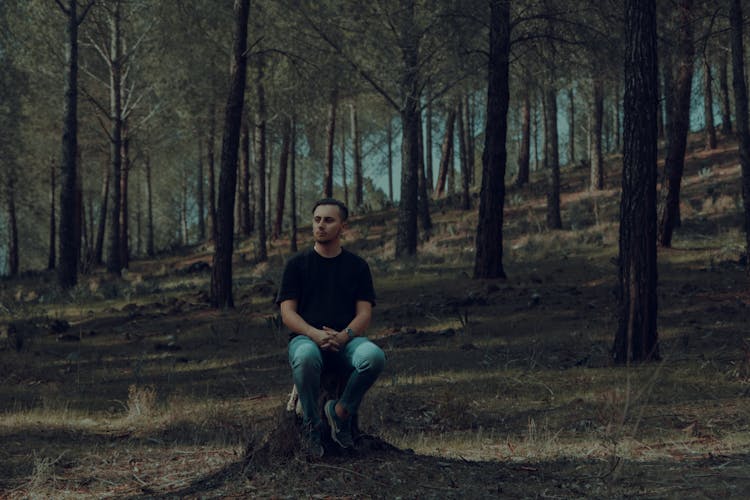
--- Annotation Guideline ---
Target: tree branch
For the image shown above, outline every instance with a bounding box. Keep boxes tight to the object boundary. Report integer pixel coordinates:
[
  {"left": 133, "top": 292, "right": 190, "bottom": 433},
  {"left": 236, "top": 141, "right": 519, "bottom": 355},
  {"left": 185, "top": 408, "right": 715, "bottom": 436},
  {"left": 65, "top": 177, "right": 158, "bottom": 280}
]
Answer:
[
  {"left": 54, "top": 0, "right": 70, "bottom": 16},
  {"left": 77, "top": 0, "right": 95, "bottom": 26}
]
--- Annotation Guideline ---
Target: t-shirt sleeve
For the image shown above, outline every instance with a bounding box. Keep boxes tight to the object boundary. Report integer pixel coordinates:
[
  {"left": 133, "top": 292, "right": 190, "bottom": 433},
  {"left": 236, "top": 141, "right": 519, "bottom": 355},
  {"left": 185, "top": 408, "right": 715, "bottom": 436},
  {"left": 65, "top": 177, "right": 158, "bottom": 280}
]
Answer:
[
  {"left": 356, "top": 260, "right": 376, "bottom": 307},
  {"left": 275, "top": 258, "right": 301, "bottom": 305}
]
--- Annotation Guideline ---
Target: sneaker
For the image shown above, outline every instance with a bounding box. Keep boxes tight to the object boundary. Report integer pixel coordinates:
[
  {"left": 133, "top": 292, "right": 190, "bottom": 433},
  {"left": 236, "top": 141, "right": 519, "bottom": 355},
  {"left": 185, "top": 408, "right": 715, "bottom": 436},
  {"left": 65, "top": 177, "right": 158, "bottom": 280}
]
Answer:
[
  {"left": 324, "top": 400, "right": 354, "bottom": 448},
  {"left": 303, "top": 424, "right": 324, "bottom": 459}
]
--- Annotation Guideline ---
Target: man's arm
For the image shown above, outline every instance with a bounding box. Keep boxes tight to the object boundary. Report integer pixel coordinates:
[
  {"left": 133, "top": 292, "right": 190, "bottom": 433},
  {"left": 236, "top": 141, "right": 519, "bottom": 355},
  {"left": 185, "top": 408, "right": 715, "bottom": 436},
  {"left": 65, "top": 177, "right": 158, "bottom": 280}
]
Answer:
[
  {"left": 279, "top": 299, "right": 337, "bottom": 349},
  {"left": 325, "top": 300, "right": 372, "bottom": 346}
]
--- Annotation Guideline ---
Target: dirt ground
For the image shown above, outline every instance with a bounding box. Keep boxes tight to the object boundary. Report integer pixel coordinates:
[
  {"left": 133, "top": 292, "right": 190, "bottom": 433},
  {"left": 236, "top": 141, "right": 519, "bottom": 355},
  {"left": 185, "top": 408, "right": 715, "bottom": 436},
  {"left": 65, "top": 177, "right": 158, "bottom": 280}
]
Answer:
[{"left": 2, "top": 137, "right": 750, "bottom": 498}]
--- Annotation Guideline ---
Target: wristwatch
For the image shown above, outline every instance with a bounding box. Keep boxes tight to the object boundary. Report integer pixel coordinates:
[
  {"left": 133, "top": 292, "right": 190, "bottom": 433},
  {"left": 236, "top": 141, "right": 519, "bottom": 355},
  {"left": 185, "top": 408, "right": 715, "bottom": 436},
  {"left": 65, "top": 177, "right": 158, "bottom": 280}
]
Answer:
[{"left": 345, "top": 327, "right": 356, "bottom": 339}]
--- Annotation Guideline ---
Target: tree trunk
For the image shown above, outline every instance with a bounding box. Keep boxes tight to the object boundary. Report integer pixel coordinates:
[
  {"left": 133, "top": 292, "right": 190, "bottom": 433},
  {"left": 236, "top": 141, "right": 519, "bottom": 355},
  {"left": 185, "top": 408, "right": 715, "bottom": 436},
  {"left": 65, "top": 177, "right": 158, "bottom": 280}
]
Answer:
[
  {"left": 290, "top": 116, "right": 298, "bottom": 253},
  {"left": 119, "top": 124, "right": 130, "bottom": 269},
  {"left": 658, "top": 0, "right": 694, "bottom": 248},
  {"left": 254, "top": 58, "right": 268, "bottom": 263},
  {"left": 209, "top": 0, "right": 250, "bottom": 309},
  {"left": 94, "top": 164, "right": 109, "bottom": 264},
  {"left": 613, "top": 0, "right": 659, "bottom": 364},
  {"left": 719, "top": 49, "right": 732, "bottom": 135},
  {"left": 473, "top": 0, "right": 510, "bottom": 280},
  {"left": 181, "top": 166, "right": 189, "bottom": 244},
  {"left": 703, "top": 57, "right": 717, "bottom": 150},
  {"left": 730, "top": 0, "right": 750, "bottom": 268},
  {"left": 6, "top": 172, "right": 19, "bottom": 277},
  {"left": 197, "top": 137, "right": 206, "bottom": 241},
  {"left": 351, "top": 102, "right": 363, "bottom": 208},
  {"left": 614, "top": 80, "right": 622, "bottom": 151},
  {"left": 386, "top": 119, "right": 393, "bottom": 202},
  {"left": 207, "top": 103, "right": 218, "bottom": 242},
  {"left": 417, "top": 108, "right": 432, "bottom": 231},
  {"left": 466, "top": 94, "right": 476, "bottom": 187},
  {"left": 590, "top": 76, "right": 604, "bottom": 190},
  {"left": 516, "top": 88, "right": 531, "bottom": 187},
  {"left": 567, "top": 87, "right": 575, "bottom": 167},
  {"left": 434, "top": 108, "right": 456, "bottom": 198},
  {"left": 395, "top": 2, "right": 420, "bottom": 258},
  {"left": 58, "top": 0, "right": 83, "bottom": 288},
  {"left": 457, "top": 100, "right": 471, "bottom": 210},
  {"left": 324, "top": 89, "right": 337, "bottom": 198},
  {"left": 425, "top": 97, "right": 433, "bottom": 193},
  {"left": 340, "top": 119, "right": 348, "bottom": 206},
  {"left": 274, "top": 116, "right": 290, "bottom": 240},
  {"left": 145, "top": 155, "right": 154, "bottom": 257},
  {"left": 240, "top": 117, "right": 252, "bottom": 236},
  {"left": 544, "top": 86, "right": 562, "bottom": 229},
  {"left": 48, "top": 159, "right": 56, "bottom": 270},
  {"left": 106, "top": 0, "right": 123, "bottom": 275}
]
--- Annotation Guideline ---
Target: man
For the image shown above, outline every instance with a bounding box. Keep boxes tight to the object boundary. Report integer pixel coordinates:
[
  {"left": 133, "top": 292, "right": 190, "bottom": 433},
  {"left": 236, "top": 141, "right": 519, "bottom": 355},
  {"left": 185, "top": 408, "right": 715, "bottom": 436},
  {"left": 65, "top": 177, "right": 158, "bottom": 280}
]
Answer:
[{"left": 276, "top": 198, "right": 386, "bottom": 458}]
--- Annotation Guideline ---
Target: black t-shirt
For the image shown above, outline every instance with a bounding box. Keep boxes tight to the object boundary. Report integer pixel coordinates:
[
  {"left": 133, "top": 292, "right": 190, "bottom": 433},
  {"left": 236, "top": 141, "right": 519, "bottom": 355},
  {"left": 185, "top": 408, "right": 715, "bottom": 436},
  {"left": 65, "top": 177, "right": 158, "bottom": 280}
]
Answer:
[{"left": 276, "top": 248, "right": 376, "bottom": 335}]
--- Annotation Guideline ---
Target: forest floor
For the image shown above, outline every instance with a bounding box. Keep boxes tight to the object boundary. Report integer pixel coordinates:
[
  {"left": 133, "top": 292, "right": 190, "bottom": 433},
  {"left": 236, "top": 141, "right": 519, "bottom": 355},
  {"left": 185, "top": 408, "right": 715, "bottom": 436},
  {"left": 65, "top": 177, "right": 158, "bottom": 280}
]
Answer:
[{"left": 2, "top": 134, "right": 750, "bottom": 498}]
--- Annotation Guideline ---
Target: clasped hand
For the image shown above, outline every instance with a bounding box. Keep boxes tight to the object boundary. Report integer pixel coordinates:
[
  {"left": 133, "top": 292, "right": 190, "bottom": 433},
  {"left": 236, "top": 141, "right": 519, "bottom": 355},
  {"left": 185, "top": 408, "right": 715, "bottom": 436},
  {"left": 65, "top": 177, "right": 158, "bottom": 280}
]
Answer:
[{"left": 311, "top": 326, "right": 347, "bottom": 352}]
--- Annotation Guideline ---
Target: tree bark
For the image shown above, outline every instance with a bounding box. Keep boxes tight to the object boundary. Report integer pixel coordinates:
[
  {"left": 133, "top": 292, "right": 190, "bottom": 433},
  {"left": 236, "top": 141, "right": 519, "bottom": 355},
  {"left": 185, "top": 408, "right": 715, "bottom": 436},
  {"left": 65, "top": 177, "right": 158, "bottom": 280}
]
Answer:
[
  {"left": 210, "top": 0, "right": 250, "bottom": 309},
  {"left": 473, "top": 0, "right": 510, "bottom": 280},
  {"left": 181, "top": 166, "right": 189, "bottom": 244},
  {"left": 58, "top": 0, "right": 87, "bottom": 287},
  {"left": 6, "top": 172, "right": 19, "bottom": 277},
  {"left": 290, "top": 116, "right": 298, "bottom": 253},
  {"left": 703, "top": 57, "right": 717, "bottom": 150},
  {"left": 106, "top": 0, "right": 123, "bottom": 275},
  {"left": 658, "top": 0, "right": 694, "bottom": 248},
  {"left": 254, "top": 57, "right": 268, "bottom": 263},
  {"left": 516, "top": 88, "right": 531, "bottom": 187},
  {"left": 341, "top": 118, "right": 348, "bottom": 206},
  {"left": 145, "top": 155, "right": 154, "bottom": 257},
  {"left": 207, "top": 103, "right": 218, "bottom": 242},
  {"left": 119, "top": 123, "right": 130, "bottom": 268},
  {"left": 457, "top": 100, "right": 471, "bottom": 210},
  {"left": 273, "top": 116, "right": 291, "bottom": 240},
  {"left": 386, "top": 119, "right": 394, "bottom": 202},
  {"left": 590, "top": 76, "right": 604, "bottom": 190},
  {"left": 94, "top": 164, "right": 109, "bottom": 264},
  {"left": 730, "top": 0, "right": 750, "bottom": 268},
  {"left": 48, "top": 159, "right": 56, "bottom": 270},
  {"left": 567, "top": 87, "right": 575, "bottom": 167},
  {"left": 323, "top": 89, "right": 337, "bottom": 198},
  {"left": 613, "top": 0, "right": 659, "bottom": 364},
  {"left": 417, "top": 108, "right": 432, "bottom": 231},
  {"left": 351, "top": 102, "right": 363, "bottom": 208},
  {"left": 719, "top": 49, "right": 732, "bottom": 135},
  {"left": 434, "top": 108, "right": 456, "bottom": 198},
  {"left": 395, "top": 2, "right": 420, "bottom": 258},
  {"left": 425, "top": 97, "right": 433, "bottom": 193},
  {"left": 544, "top": 86, "right": 562, "bottom": 229},
  {"left": 240, "top": 117, "right": 252, "bottom": 235},
  {"left": 197, "top": 137, "right": 206, "bottom": 241}
]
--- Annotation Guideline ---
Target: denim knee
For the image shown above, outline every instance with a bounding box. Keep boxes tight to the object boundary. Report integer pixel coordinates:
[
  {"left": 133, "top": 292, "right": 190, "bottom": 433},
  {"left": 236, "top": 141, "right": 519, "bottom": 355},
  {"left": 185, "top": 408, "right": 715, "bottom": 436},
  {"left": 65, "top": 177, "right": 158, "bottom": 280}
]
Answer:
[
  {"left": 290, "top": 338, "right": 322, "bottom": 377},
  {"left": 356, "top": 342, "right": 385, "bottom": 374}
]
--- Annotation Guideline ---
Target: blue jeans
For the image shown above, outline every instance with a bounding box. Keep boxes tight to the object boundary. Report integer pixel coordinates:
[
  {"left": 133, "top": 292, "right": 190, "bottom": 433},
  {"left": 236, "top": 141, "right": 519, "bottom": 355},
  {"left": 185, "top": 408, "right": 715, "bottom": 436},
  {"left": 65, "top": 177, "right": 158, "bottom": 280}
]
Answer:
[{"left": 288, "top": 335, "right": 386, "bottom": 427}]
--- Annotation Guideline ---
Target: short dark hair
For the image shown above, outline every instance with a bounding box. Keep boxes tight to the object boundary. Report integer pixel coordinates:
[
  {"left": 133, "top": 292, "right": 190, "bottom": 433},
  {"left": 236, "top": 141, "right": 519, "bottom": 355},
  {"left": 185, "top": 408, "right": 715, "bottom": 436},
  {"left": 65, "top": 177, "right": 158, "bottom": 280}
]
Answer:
[{"left": 312, "top": 198, "right": 349, "bottom": 221}]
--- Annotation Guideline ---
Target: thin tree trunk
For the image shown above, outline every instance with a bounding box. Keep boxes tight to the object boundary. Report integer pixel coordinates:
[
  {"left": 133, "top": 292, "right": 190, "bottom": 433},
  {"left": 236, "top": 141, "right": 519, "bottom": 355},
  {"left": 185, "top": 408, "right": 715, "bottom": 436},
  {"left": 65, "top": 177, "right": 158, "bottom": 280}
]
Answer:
[
  {"left": 387, "top": 119, "right": 393, "bottom": 202},
  {"left": 567, "top": 87, "right": 575, "bottom": 167},
  {"left": 273, "top": 116, "right": 290, "bottom": 240},
  {"left": 516, "top": 88, "right": 531, "bottom": 187},
  {"left": 457, "top": 100, "right": 471, "bottom": 210},
  {"left": 591, "top": 76, "right": 605, "bottom": 190},
  {"left": 351, "top": 102, "right": 363, "bottom": 208},
  {"left": 417, "top": 108, "right": 432, "bottom": 231},
  {"left": 290, "top": 116, "right": 298, "bottom": 252},
  {"left": 425, "top": 97, "right": 433, "bottom": 193},
  {"left": 254, "top": 57, "right": 268, "bottom": 263},
  {"left": 106, "top": 0, "right": 123, "bottom": 275},
  {"left": 6, "top": 173, "right": 19, "bottom": 277},
  {"left": 466, "top": 94, "right": 476, "bottom": 187},
  {"left": 730, "top": 0, "right": 750, "bottom": 268},
  {"left": 703, "top": 57, "right": 717, "bottom": 150},
  {"left": 434, "top": 108, "right": 456, "bottom": 198},
  {"left": 719, "top": 49, "right": 732, "bottom": 134},
  {"left": 544, "top": 86, "right": 562, "bottom": 229},
  {"left": 207, "top": 103, "right": 218, "bottom": 242},
  {"left": 658, "top": 0, "right": 694, "bottom": 248},
  {"left": 474, "top": 0, "right": 510, "bottom": 280},
  {"left": 240, "top": 117, "right": 251, "bottom": 235},
  {"left": 181, "top": 166, "right": 189, "bottom": 244},
  {"left": 613, "top": 0, "right": 659, "bottom": 364},
  {"left": 119, "top": 123, "right": 130, "bottom": 268},
  {"left": 341, "top": 120, "right": 349, "bottom": 206},
  {"left": 94, "top": 164, "right": 109, "bottom": 264},
  {"left": 48, "top": 159, "right": 56, "bottom": 270},
  {"left": 533, "top": 99, "right": 540, "bottom": 172},
  {"left": 324, "top": 89, "right": 337, "bottom": 198},
  {"left": 197, "top": 137, "right": 206, "bottom": 241},
  {"left": 210, "top": 0, "right": 250, "bottom": 308},
  {"left": 145, "top": 155, "right": 154, "bottom": 257},
  {"left": 614, "top": 80, "right": 622, "bottom": 151}
]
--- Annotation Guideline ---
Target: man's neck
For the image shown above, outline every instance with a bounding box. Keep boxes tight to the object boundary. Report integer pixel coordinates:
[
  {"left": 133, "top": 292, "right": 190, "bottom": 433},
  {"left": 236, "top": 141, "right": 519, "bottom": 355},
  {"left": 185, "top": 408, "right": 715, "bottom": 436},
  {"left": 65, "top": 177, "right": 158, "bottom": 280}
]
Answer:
[{"left": 313, "top": 241, "right": 342, "bottom": 258}]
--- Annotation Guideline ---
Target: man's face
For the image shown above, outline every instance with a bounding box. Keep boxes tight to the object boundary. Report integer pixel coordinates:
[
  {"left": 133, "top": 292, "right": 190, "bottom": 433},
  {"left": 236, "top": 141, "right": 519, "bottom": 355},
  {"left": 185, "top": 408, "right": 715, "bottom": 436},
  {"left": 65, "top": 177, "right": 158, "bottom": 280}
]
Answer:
[{"left": 312, "top": 204, "right": 346, "bottom": 243}]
